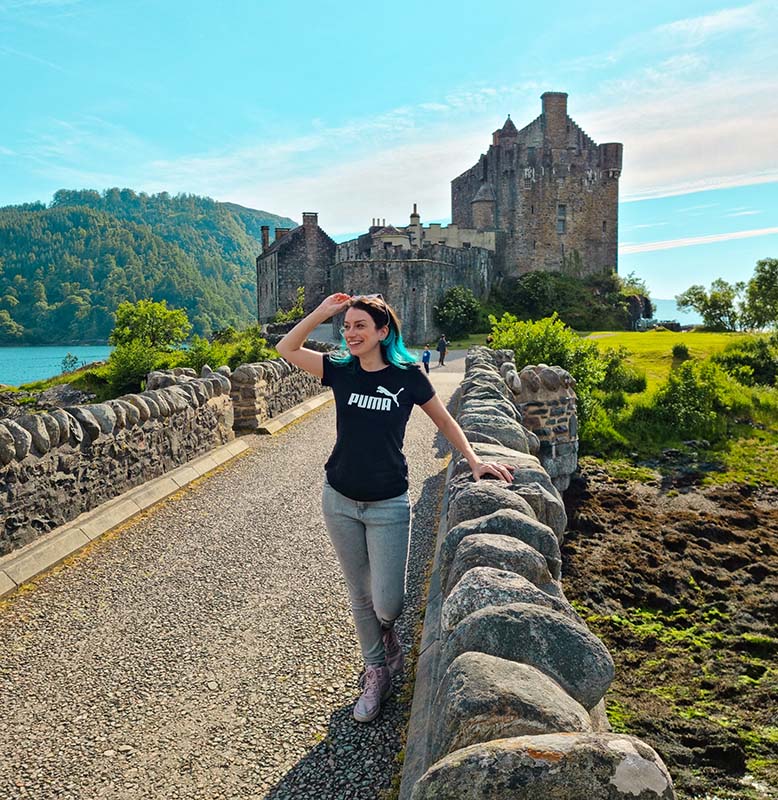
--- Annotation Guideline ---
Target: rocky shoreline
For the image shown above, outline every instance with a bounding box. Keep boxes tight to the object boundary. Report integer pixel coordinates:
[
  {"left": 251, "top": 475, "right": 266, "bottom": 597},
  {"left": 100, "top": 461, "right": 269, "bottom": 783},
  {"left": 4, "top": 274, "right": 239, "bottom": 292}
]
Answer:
[{"left": 562, "top": 460, "right": 778, "bottom": 799}]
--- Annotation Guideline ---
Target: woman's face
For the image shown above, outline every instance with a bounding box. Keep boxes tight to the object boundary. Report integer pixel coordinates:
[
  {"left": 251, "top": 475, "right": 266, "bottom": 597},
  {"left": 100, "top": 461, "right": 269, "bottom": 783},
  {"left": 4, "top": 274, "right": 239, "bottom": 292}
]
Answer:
[{"left": 343, "top": 307, "right": 388, "bottom": 356}]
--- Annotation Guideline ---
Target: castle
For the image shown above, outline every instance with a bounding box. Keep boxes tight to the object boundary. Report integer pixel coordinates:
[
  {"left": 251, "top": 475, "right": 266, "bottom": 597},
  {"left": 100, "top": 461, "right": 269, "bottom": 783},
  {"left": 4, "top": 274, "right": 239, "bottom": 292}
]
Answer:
[{"left": 256, "top": 91, "right": 623, "bottom": 343}]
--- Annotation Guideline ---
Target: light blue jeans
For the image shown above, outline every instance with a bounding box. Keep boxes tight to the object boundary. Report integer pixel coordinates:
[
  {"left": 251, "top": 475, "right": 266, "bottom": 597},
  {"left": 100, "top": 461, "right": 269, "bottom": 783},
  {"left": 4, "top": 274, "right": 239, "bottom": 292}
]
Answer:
[{"left": 322, "top": 481, "right": 411, "bottom": 666}]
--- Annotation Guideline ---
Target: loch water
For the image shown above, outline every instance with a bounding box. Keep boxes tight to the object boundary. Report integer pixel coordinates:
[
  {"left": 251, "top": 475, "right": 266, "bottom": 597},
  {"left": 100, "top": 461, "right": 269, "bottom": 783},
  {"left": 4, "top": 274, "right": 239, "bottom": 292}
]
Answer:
[{"left": 0, "top": 346, "right": 113, "bottom": 387}]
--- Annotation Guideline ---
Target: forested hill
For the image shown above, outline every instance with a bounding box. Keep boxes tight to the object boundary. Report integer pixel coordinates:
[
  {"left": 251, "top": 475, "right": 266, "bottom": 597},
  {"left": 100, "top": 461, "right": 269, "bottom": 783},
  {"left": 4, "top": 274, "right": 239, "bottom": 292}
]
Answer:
[{"left": 0, "top": 189, "right": 297, "bottom": 344}]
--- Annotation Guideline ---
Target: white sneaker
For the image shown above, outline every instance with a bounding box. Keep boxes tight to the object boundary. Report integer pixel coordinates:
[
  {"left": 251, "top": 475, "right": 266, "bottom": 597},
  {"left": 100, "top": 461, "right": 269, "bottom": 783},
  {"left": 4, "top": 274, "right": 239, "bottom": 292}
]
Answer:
[{"left": 353, "top": 665, "right": 392, "bottom": 723}]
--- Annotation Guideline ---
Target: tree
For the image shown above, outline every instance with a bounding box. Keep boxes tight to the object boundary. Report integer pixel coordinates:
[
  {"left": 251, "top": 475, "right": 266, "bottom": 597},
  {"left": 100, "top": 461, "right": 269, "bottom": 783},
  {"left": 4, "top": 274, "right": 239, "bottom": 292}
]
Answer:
[
  {"left": 109, "top": 298, "right": 192, "bottom": 349},
  {"left": 676, "top": 279, "right": 743, "bottom": 331},
  {"left": 433, "top": 286, "right": 481, "bottom": 338},
  {"left": 742, "top": 258, "right": 778, "bottom": 329}
]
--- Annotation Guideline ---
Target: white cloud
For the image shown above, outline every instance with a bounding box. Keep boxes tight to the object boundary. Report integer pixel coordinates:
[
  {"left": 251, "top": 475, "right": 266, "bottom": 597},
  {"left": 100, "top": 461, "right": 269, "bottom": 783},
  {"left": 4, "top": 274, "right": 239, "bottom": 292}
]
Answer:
[
  {"left": 0, "top": 44, "right": 64, "bottom": 70},
  {"left": 655, "top": 3, "right": 763, "bottom": 46},
  {"left": 620, "top": 226, "right": 778, "bottom": 254},
  {"left": 726, "top": 209, "right": 761, "bottom": 217}
]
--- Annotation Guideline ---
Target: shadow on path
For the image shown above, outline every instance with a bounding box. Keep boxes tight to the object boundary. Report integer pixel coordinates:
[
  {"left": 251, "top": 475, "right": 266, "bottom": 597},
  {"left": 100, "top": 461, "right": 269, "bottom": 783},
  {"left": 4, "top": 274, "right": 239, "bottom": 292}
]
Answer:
[{"left": 264, "top": 467, "right": 447, "bottom": 800}]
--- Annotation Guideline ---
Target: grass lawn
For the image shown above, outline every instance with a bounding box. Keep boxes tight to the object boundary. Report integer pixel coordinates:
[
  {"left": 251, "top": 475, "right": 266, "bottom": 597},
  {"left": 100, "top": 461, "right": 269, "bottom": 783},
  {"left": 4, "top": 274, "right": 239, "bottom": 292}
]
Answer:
[{"left": 585, "top": 330, "right": 753, "bottom": 390}]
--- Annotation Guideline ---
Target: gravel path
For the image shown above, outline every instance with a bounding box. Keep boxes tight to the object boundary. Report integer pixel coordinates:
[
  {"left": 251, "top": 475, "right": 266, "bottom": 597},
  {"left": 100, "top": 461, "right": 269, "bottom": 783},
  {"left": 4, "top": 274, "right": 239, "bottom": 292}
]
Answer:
[{"left": 0, "top": 356, "right": 465, "bottom": 800}]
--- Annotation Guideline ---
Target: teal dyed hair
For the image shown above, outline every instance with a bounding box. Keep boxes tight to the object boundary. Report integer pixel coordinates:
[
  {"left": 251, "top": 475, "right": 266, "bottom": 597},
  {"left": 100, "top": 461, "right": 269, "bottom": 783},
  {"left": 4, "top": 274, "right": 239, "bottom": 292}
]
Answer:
[{"left": 329, "top": 297, "right": 418, "bottom": 369}]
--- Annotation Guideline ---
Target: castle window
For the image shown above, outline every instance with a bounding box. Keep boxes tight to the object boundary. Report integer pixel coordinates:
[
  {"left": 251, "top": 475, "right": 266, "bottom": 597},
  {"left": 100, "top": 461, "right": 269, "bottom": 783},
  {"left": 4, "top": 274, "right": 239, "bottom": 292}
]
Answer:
[
  {"left": 533, "top": 240, "right": 536, "bottom": 250},
  {"left": 531, "top": 204, "right": 534, "bottom": 214},
  {"left": 462, "top": 242, "right": 471, "bottom": 248},
  {"left": 557, "top": 204, "right": 567, "bottom": 234},
  {"left": 602, "top": 220, "right": 607, "bottom": 233}
]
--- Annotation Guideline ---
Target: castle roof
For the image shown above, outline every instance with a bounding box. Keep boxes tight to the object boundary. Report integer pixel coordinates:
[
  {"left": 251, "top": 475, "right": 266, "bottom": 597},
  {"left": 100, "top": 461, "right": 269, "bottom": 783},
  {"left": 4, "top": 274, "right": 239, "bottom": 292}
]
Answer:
[
  {"left": 471, "top": 182, "right": 496, "bottom": 203},
  {"left": 373, "top": 225, "right": 408, "bottom": 237},
  {"left": 501, "top": 115, "right": 518, "bottom": 136}
]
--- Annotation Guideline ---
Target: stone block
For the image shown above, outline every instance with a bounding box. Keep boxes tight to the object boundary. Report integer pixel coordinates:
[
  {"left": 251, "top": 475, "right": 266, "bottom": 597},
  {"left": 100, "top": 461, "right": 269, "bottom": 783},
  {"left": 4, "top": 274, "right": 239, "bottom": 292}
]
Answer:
[
  {"left": 2, "top": 419, "right": 32, "bottom": 460},
  {"left": 411, "top": 733, "right": 675, "bottom": 800},
  {"left": 0, "top": 570, "right": 17, "bottom": 598},
  {"left": 18, "top": 414, "right": 51, "bottom": 454},
  {"left": 444, "top": 534, "right": 555, "bottom": 598},
  {"left": 447, "top": 479, "right": 536, "bottom": 530},
  {"left": 168, "top": 465, "right": 200, "bottom": 488},
  {"left": 430, "top": 653, "right": 592, "bottom": 762},
  {"left": 441, "top": 567, "right": 574, "bottom": 634},
  {"left": 439, "top": 508, "right": 561, "bottom": 584},
  {"left": 79, "top": 499, "right": 143, "bottom": 540},
  {"left": 457, "top": 412, "right": 530, "bottom": 453},
  {"left": 128, "top": 477, "right": 180, "bottom": 510},
  {"left": 3, "top": 526, "right": 90, "bottom": 586},
  {"left": 441, "top": 603, "right": 615, "bottom": 710}
]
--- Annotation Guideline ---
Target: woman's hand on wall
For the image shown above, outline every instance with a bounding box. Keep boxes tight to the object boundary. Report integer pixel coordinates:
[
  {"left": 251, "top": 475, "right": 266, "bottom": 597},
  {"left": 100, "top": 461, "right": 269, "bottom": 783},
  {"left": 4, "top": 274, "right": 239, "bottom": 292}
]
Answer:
[{"left": 470, "top": 460, "right": 514, "bottom": 483}]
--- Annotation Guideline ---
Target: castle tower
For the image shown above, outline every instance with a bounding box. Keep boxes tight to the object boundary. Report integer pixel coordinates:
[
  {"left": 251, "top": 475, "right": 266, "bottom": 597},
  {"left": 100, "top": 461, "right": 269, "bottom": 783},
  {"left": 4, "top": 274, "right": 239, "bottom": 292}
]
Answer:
[
  {"left": 450, "top": 91, "right": 623, "bottom": 277},
  {"left": 541, "top": 91, "right": 568, "bottom": 150},
  {"left": 471, "top": 183, "right": 496, "bottom": 230}
]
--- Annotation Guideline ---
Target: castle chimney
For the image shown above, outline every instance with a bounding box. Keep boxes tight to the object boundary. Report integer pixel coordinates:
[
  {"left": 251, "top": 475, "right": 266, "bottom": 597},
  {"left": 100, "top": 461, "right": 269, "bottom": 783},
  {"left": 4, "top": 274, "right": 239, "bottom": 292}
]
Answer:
[
  {"left": 302, "top": 212, "right": 318, "bottom": 228},
  {"left": 541, "top": 91, "right": 569, "bottom": 149},
  {"left": 261, "top": 225, "right": 270, "bottom": 251},
  {"left": 275, "top": 227, "right": 290, "bottom": 239}
]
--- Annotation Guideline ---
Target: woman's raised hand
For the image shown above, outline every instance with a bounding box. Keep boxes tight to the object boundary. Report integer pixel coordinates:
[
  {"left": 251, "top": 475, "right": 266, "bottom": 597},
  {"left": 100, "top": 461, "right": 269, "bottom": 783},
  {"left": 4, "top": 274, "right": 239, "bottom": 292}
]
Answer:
[{"left": 317, "top": 293, "right": 352, "bottom": 319}]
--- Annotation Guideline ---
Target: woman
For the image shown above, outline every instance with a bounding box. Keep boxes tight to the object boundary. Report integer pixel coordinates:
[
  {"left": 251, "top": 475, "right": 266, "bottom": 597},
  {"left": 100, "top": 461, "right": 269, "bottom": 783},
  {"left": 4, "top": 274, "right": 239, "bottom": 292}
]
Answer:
[{"left": 277, "top": 293, "right": 513, "bottom": 723}]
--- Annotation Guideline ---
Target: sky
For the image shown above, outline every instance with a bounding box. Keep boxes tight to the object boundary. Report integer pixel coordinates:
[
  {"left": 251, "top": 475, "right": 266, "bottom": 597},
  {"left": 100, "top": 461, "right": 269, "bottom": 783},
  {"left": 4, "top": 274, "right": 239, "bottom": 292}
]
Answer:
[{"left": 1, "top": 0, "right": 776, "bottom": 302}]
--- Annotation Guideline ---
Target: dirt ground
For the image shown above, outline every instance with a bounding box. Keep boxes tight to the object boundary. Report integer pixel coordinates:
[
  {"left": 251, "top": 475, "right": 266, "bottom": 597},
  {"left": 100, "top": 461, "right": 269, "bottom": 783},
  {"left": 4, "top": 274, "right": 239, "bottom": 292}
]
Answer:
[{"left": 562, "top": 458, "right": 778, "bottom": 800}]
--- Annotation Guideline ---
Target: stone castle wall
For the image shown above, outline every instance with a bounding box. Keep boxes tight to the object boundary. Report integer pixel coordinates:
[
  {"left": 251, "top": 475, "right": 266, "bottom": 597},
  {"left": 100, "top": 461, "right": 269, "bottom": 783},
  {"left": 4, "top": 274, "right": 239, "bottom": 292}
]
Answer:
[
  {"left": 0, "top": 371, "right": 234, "bottom": 557},
  {"left": 401, "top": 346, "right": 675, "bottom": 799},
  {"left": 331, "top": 245, "right": 495, "bottom": 344}
]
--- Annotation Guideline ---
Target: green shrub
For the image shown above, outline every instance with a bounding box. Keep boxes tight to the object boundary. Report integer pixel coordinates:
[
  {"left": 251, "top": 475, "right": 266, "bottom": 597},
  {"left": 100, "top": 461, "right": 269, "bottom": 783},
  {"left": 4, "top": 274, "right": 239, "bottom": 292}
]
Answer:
[
  {"left": 672, "top": 342, "right": 691, "bottom": 361},
  {"left": 227, "top": 325, "right": 273, "bottom": 369},
  {"left": 106, "top": 341, "right": 159, "bottom": 395},
  {"left": 600, "top": 346, "right": 647, "bottom": 393},
  {"left": 628, "top": 360, "right": 746, "bottom": 443},
  {"left": 273, "top": 286, "right": 305, "bottom": 324},
  {"left": 579, "top": 398, "right": 627, "bottom": 453},
  {"left": 180, "top": 335, "right": 230, "bottom": 374},
  {"left": 489, "top": 313, "right": 606, "bottom": 392},
  {"left": 712, "top": 335, "right": 778, "bottom": 386},
  {"left": 434, "top": 286, "right": 481, "bottom": 339}
]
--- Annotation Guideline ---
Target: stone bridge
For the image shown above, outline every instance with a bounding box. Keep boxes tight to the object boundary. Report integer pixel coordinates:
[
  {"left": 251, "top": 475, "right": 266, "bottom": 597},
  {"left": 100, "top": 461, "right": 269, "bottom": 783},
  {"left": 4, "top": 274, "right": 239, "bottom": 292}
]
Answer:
[{"left": 0, "top": 349, "right": 675, "bottom": 799}]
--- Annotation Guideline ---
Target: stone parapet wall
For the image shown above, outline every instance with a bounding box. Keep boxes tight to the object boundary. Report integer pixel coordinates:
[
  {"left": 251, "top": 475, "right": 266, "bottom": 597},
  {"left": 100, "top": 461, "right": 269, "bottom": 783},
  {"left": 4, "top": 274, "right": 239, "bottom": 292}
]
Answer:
[
  {"left": 0, "top": 371, "right": 234, "bottom": 558},
  {"left": 503, "top": 359, "right": 579, "bottom": 492},
  {"left": 402, "top": 346, "right": 675, "bottom": 799},
  {"left": 230, "top": 357, "right": 328, "bottom": 432}
]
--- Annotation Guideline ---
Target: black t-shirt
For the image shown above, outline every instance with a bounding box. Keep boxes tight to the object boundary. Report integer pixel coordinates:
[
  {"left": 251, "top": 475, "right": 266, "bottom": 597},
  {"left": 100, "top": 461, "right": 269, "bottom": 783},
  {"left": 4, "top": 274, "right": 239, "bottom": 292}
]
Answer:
[{"left": 321, "top": 355, "right": 436, "bottom": 501}]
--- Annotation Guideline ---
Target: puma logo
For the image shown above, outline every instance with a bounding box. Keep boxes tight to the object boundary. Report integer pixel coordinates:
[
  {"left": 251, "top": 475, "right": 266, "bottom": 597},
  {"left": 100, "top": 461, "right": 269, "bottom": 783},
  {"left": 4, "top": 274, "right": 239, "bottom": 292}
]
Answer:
[
  {"left": 377, "top": 386, "right": 404, "bottom": 407},
  {"left": 347, "top": 386, "right": 404, "bottom": 411}
]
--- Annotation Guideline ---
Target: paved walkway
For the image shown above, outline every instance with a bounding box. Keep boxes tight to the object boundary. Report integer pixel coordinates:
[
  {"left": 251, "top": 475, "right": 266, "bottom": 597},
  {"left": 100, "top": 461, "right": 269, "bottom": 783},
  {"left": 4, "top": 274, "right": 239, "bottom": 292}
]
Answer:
[{"left": 0, "top": 355, "right": 465, "bottom": 800}]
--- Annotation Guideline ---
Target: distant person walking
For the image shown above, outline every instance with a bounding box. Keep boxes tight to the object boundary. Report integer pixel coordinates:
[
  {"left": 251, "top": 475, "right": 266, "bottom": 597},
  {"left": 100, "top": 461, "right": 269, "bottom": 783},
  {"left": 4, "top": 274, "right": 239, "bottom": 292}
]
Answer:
[
  {"left": 276, "top": 294, "right": 513, "bottom": 723},
  {"left": 421, "top": 345, "right": 431, "bottom": 374},
  {"left": 436, "top": 334, "right": 449, "bottom": 367}
]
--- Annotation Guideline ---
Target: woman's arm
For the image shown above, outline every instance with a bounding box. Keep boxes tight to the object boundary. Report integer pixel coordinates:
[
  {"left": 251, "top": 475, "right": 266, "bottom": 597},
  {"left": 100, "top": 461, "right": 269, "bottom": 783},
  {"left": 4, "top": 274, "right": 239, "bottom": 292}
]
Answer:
[
  {"left": 419, "top": 394, "right": 514, "bottom": 482},
  {"left": 276, "top": 293, "right": 351, "bottom": 378}
]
